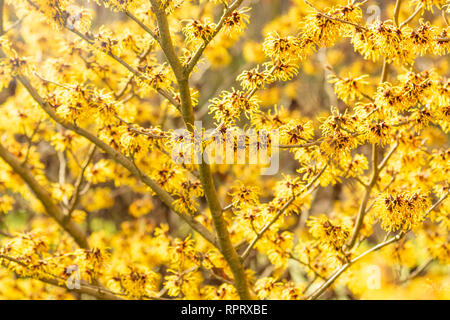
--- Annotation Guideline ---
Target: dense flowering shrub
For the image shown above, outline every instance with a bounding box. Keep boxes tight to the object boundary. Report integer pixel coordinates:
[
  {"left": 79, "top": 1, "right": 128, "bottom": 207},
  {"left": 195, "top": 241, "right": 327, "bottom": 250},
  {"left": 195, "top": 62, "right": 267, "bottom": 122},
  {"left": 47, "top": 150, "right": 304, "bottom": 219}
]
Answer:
[{"left": 0, "top": 0, "right": 448, "bottom": 300}]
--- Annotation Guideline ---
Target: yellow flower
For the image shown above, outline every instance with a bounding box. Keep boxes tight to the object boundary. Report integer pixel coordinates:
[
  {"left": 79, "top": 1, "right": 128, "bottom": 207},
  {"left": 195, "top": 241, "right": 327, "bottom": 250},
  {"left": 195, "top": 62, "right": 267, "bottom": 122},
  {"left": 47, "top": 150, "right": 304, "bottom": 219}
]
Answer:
[
  {"left": 110, "top": 265, "right": 158, "bottom": 299},
  {"left": 374, "top": 191, "right": 431, "bottom": 232},
  {"left": 228, "top": 181, "right": 260, "bottom": 209},
  {"left": 254, "top": 277, "right": 282, "bottom": 299},
  {"left": 183, "top": 19, "right": 216, "bottom": 45},
  {"left": 243, "top": 41, "right": 265, "bottom": 63},
  {"left": 129, "top": 198, "right": 154, "bottom": 218},
  {"left": 0, "top": 195, "right": 14, "bottom": 214},
  {"left": 71, "top": 209, "right": 86, "bottom": 224},
  {"left": 263, "top": 32, "right": 302, "bottom": 61},
  {"left": 307, "top": 214, "right": 351, "bottom": 252},
  {"left": 329, "top": 73, "right": 369, "bottom": 103}
]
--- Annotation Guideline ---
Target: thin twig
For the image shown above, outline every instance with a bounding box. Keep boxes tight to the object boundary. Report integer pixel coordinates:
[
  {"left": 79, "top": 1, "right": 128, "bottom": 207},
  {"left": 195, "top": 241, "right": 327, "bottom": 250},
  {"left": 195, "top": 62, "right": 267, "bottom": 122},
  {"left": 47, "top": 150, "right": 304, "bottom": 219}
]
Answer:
[
  {"left": 0, "top": 142, "right": 89, "bottom": 248},
  {"left": 115, "top": 45, "right": 153, "bottom": 99},
  {"left": 308, "top": 232, "right": 405, "bottom": 300},
  {"left": 65, "top": 144, "right": 96, "bottom": 222},
  {"left": 304, "top": 0, "right": 368, "bottom": 31},
  {"left": 347, "top": 141, "right": 398, "bottom": 250},
  {"left": 124, "top": 10, "right": 158, "bottom": 41},
  {"left": 399, "top": 259, "right": 433, "bottom": 283},
  {"left": 399, "top": 4, "right": 423, "bottom": 28},
  {"left": 241, "top": 165, "right": 328, "bottom": 261}
]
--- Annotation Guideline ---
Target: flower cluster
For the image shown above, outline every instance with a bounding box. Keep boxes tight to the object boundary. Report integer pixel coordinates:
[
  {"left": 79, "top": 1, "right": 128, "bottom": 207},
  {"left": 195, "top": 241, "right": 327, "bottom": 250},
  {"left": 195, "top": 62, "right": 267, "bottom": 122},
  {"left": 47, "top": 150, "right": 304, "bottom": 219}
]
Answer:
[{"left": 374, "top": 192, "right": 431, "bottom": 232}]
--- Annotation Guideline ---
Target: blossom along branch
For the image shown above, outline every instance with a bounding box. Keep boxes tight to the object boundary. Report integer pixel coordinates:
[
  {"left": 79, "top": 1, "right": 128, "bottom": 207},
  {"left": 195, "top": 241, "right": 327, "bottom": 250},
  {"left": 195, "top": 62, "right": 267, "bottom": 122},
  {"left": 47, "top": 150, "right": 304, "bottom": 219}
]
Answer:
[
  {"left": 32, "top": 71, "right": 170, "bottom": 140},
  {"left": 346, "top": 0, "right": 405, "bottom": 251},
  {"left": 325, "top": 65, "right": 375, "bottom": 102},
  {"left": 304, "top": 0, "right": 449, "bottom": 42},
  {"left": 25, "top": 0, "right": 181, "bottom": 109},
  {"left": 0, "top": 253, "right": 126, "bottom": 300},
  {"left": 68, "top": 27, "right": 181, "bottom": 109},
  {"left": 184, "top": 0, "right": 245, "bottom": 74},
  {"left": 307, "top": 232, "right": 404, "bottom": 300},
  {"left": 304, "top": 0, "right": 368, "bottom": 31},
  {"left": 241, "top": 165, "right": 328, "bottom": 261},
  {"left": 307, "top": 190, "right": 449, "bottom": 300},
  {"left": 0, "top": 252, "right": 177, "bottom": 300},
  {"left": 149, "top": 0, "right": 251, "bottom": 300},
  {"left": 15, "top": 73, "right": 219, "bottom": 249},
  {"left": 277, "top": 116, "right": 413, "bottom": 150},
  {"left": 245, "top": 65, "right": 276, "bottom": 100}
]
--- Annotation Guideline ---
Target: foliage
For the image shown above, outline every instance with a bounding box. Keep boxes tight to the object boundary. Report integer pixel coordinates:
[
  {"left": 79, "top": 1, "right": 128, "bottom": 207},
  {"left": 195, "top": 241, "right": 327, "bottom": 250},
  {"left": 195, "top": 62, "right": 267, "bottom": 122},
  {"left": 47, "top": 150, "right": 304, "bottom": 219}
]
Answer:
[{"left": 0, "top": 0, "right": 449, "bottom": 300}]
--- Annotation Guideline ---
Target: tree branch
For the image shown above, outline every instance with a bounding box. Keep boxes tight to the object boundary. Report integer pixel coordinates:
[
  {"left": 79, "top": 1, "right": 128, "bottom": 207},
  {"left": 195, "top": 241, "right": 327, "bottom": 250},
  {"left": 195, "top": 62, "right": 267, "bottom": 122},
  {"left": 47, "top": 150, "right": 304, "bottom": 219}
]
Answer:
[
  {"left": 15, "top": 74, "right": 218, "bottom": 249},
  {"left": 347, "top": 141, "right": 398, "bottom": 250},
  {"left": 65, "top": 144, "right": 96, "bottom": 222},
  {"left": 0, "top": 253, "right": 124, "bottom": 300},
  {"left": 0, "top": 143, "right": 89, "bottom": 248},
  {"left": 308, "top": 232, "right": 405, "bottom": 300},
  {"left": 149, "top": 0, "right": 251, "bottom": 299}
]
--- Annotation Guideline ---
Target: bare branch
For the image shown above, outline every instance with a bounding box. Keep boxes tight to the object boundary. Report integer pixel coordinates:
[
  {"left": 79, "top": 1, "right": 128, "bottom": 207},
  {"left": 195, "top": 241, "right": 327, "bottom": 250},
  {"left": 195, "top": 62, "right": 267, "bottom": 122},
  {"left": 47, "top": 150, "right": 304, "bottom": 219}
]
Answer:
[
  {"left": 0, "top": 142, "right": 89, "bottom": 248},
  {"left": 65, "top": 144, "right": 96, "bottom": 222},
  {"left": 241, "top": 165, "right": 328, "bottom": 261}
]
